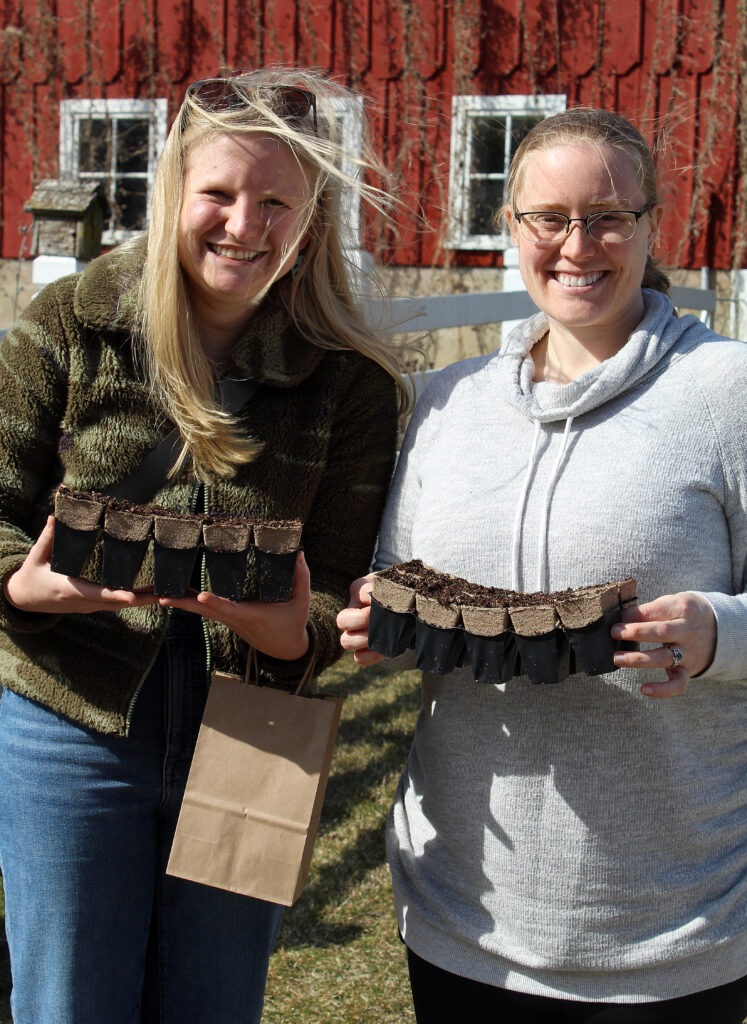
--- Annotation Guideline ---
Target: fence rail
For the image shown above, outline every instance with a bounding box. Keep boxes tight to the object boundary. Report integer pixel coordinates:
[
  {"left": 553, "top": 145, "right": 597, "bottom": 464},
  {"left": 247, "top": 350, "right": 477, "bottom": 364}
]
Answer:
[
  {"left": 365, "top": 285, "right": 716, "bottom": 336},
  {"left": 0, "top": 285, "right": 717, "bottom": 346}
]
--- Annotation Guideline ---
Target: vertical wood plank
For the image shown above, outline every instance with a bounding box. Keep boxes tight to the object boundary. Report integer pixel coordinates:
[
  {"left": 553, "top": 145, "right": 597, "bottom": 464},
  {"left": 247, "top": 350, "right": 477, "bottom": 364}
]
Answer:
[
  {"left": 297, "top": 0, "right": 333, "bottom": 70},
  {"left": 0, "top": 0, "right": 22, "bottom": 85},
  {"left": 261, "top": 0, "right": 298, "bottom": 65},
  {"left": 332, "top": 0, "right": 372, "bottom": 80}
]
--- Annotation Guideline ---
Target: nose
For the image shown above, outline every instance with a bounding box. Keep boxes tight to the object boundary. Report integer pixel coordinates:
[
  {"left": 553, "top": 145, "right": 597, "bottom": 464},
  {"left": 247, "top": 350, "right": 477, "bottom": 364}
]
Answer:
[
  {"left": 558, "top": 220, "right": 597, "bottom": 257},
  {"left": 225, "top": 200, "right": 268, "bottom": 242}
]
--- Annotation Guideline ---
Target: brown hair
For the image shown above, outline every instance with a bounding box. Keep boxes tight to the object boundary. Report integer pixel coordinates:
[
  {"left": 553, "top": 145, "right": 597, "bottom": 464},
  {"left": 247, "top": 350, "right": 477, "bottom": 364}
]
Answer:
[{"left": 502, "top": 107, "right": 669, "bottom": 293}]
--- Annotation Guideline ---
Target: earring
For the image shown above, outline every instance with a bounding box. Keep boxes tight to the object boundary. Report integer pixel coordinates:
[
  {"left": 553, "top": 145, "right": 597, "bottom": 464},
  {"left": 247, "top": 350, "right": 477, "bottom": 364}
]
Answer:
[{"left": 291, "top": 250, "right": 305, "bottom": 279}]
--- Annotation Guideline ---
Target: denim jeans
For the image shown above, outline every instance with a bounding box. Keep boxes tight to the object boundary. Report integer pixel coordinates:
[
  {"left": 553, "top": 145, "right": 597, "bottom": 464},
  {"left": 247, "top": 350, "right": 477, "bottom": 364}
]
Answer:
[{"left": 0, "top": 610, "right": 284, "bottom": 1024}]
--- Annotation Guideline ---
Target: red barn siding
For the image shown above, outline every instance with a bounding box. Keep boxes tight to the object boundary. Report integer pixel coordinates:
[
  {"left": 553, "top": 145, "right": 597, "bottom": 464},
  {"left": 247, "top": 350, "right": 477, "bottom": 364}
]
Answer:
[{"left": 0, "top": 0, "right": 744, "bottom": 270}]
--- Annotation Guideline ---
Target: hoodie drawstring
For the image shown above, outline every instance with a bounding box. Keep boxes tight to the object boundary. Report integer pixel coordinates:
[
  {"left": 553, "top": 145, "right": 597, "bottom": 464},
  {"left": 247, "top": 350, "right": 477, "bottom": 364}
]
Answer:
[
  {"left": 536, "top": 415, "right": 574, "bottom": 592},
  {"left": 511, "top": 416, "right": 575, "bottom": 592},
  {"left": 511, "top": 420, "right": 541, "bottom": 591}
]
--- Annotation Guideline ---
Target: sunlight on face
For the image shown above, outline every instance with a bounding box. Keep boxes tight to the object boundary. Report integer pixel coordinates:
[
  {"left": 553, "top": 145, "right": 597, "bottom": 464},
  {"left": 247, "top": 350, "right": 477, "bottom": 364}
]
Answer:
[
  {"left": 178, "top": 134, "right": 313, "bottom": 332},
  {"left": 507, "top": 143, "right": 661, "bottom": 353}
]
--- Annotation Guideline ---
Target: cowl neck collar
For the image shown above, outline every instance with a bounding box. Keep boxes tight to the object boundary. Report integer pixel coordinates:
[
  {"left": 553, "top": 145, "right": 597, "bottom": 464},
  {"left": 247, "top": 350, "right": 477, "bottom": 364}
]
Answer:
[{"left": 493, "top": 289, "right": 702, "bottom": 423}]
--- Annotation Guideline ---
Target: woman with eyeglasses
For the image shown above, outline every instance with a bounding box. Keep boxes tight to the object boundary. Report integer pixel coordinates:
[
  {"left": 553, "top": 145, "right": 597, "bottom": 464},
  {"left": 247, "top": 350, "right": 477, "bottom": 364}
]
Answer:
[
  {"left": 339, "top": 108, "right": 747, "bottom": 1022},
  {"left": 0, "top": 68, "right": 408, "bottom": 1024}
]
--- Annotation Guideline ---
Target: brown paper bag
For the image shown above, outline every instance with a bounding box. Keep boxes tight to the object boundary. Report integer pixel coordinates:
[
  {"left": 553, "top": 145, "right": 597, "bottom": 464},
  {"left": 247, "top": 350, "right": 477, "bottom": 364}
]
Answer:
[{"left": 166, "top": 669, "right": 344, "bottom": 907}]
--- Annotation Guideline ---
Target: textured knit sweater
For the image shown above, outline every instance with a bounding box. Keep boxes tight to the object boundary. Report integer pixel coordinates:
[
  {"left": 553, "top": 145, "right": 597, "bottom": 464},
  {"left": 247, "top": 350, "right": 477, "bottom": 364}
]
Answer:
[
  {"left": 377, "top": 289, "right": 747, "bottom": 1003},
  {"left": 0, "top": 238, "right": 398, "bottom": 735}
]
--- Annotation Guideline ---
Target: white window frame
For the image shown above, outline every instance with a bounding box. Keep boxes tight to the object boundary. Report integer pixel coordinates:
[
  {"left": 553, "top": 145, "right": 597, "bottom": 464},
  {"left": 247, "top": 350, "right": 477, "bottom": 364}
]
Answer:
[
  {"left": 448, "top": 94, "right": 566, "bottom": 250},
  {"left": 60, "top": 98, "right": 168, "bottom": 245},
  {"left": 329, "top": 95, "right": 364, "bottom": 245}
]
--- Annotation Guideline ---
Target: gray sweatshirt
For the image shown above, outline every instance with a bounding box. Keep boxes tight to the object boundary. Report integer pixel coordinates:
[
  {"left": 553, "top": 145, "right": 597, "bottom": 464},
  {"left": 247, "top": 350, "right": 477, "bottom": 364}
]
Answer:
[{"left": 376, "top": 289, "right": 747, "bottom": 1002}]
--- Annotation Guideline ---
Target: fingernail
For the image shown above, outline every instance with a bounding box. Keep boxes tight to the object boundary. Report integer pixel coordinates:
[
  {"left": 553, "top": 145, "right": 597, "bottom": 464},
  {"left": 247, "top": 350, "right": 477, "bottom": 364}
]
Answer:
[
  {"left": 611, "top": 625, "right": 623, "bottom": 638},
  {"left": 641, "top": 685, "right": 653, "bottom": 696}
]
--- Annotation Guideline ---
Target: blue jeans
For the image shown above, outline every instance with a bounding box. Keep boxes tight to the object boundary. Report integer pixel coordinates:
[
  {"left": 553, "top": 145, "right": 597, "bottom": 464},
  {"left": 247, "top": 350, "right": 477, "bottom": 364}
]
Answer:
[{"left": 0, "top": 610, "right": 284, "bottom": 1024}]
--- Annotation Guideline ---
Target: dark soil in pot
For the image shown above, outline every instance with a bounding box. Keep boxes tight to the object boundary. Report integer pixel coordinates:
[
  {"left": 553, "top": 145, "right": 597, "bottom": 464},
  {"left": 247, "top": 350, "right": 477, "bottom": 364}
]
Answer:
[
  {"left": 555, "top": 580, "right": 636, "bottom": 675},
  {"left": 368, "top": 596, "right": 417, "bottom": 658},
  {"left": 414, "top": 590, "right": 465, "bottom": 674},
  {"left": 101, "top": 502, "right": 153, "bottom": 590},
  {"left": 459, "top": 586, "right": 516, "bottom": 684},
  {"left": 51, "top": 486, "right": 105, "bottom": 578},
  {"left": 152, "top": 512, "right": 203, "bottom": 598},
  {"left": 252, "top": 519, "right": 302, "bottom": 602},
  {"left": 509, "top": 600, "right": 570, "bottom": 684},
  {"left": 202, "top": 518, "right": 252, "bottom": 602},
  {"left": 369, "top": 564, "right": 420, "bottom": 658}
]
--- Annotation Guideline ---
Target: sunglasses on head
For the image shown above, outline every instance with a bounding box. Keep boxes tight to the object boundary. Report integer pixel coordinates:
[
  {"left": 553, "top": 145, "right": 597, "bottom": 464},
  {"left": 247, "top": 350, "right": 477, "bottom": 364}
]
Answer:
[{"left": 185, "top": 78, "right": 318, "bottom": 131}]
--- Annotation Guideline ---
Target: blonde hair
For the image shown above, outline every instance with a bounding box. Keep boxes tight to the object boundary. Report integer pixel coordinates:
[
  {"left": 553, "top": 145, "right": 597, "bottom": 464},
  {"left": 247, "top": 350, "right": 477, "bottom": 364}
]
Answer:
[
  {"left": 140, "top": 67, "right": 409, "bottom": 481},
  {"left": 501, "top": 107, "right": 670, "bottom": 294}
]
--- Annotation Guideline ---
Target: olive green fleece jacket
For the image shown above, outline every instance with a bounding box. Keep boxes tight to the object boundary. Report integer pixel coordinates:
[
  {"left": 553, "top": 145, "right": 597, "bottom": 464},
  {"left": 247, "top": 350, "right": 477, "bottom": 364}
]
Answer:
[{"left": 0, "top": 238, "right": 398, "bottom": 735}]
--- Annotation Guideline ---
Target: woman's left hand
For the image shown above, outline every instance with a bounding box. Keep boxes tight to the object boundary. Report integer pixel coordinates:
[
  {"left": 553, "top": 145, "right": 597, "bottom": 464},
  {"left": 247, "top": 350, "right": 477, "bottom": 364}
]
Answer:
[
  {"left": 611, "top": 592, "right": 717, "bottom": 698},
  {"left": 158, "top": 550, "right": 311, "bottom": 661}
]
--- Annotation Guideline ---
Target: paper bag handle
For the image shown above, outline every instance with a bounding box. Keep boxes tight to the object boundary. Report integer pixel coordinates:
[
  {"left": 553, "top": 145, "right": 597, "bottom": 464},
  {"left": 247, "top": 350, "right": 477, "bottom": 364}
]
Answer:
[{"left": 244, "top": 635, "right": 318, "bottom": 698}]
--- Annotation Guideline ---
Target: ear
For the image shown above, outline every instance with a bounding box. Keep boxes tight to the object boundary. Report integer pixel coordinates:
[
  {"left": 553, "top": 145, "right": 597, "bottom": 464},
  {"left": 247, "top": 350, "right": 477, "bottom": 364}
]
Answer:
[
  {"left": 647, "top": 204, "right": 663, "bottom": 245},
  {"left": 504, "top": 206, "right": 521, "bottom": 246}
]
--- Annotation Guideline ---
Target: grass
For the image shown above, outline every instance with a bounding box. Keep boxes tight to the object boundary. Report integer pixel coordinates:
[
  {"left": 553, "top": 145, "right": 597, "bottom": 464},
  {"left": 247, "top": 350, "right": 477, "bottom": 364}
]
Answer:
[
  {"left": 263, "top": 658, "right": 420, "bottom": 1024},
  {"left": 0, "top": 657, "right": 421, "bottom": 1024}
]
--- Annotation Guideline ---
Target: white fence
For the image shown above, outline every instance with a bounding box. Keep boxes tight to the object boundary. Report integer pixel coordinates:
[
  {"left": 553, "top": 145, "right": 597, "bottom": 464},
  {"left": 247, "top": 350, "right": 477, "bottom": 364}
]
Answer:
[
  {"left": 0, "top": 284, "right": 718, "bottom": 354},
  {"left": 366, "top": 284, "right": 716, "bottom": 336},
  {"left": 364, "top": 285, "right": 717, "bottom": 396}
]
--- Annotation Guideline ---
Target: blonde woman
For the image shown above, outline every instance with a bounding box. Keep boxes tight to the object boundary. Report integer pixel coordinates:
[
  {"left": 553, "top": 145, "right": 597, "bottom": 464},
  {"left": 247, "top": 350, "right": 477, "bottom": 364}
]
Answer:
[{"left": 0, "top": 69, "right": 407, "bottom": 1024}]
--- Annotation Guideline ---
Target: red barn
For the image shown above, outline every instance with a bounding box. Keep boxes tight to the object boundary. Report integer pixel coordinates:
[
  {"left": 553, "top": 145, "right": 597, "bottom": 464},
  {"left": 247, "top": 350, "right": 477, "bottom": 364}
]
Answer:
[{"left": 0, "top": 0, "right": 745, "bottom": 338}]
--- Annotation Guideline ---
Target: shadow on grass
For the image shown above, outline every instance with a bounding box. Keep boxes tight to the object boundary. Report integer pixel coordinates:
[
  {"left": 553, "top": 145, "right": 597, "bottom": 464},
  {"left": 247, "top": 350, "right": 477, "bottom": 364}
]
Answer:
[
  {"left": 277, "top": 819, "right": 390, "bottom": 950},
  {"left": 275, "top": 659, "right": 420, "bottom": 951}
]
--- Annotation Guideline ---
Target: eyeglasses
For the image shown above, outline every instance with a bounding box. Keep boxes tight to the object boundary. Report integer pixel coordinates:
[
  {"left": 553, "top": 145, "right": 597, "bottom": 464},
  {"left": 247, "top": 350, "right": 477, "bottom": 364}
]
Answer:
[
  {"left": 514, "top": 207, "right": 652, "bottom": 244},
  {"left": 185, "top": 78, "right": 318, "bottom": 131}
]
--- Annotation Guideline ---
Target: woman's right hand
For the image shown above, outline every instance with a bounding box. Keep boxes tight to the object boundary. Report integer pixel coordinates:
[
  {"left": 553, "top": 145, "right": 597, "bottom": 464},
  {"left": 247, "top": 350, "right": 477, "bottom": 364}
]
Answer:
[
  {"left": 3, "top": 516, "right": 160, "bottom": 615},
  {"left": 337, "top": 572, "right": 384, "bottom": 665}
]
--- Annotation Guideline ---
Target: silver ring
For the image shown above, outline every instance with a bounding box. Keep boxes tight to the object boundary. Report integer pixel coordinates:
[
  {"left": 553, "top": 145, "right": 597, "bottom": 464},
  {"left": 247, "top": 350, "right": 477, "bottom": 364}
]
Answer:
[{"left": 669, "top": 646, "right": 684, "bottom": 668}]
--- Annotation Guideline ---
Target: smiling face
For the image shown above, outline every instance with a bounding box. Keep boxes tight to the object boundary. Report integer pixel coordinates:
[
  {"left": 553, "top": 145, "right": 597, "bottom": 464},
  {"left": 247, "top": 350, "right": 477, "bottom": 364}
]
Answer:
[
  {"left": 177, "top": 133, "right": 313, "bottom": 334},
  {"left": 506, "top": 142, "right": 661, "bottom": 355}
]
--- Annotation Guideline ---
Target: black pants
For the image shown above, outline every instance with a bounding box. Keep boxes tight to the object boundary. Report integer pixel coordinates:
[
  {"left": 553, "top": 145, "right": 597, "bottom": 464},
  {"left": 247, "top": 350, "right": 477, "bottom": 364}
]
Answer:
[{"left": 406, "top": 947, "right": 747, "bottom": 1023}]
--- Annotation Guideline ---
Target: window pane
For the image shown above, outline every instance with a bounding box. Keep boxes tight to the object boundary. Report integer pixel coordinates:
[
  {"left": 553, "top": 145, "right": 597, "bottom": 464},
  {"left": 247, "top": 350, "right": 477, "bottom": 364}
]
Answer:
[
  {"left": 78, "top": 119, "right": 111, "bottom": 173},
  {"left": 116, "top": 119, "right": 150, "bottom": 173},
  {"left": 114, "top": 178, "right": 148, "bottom": 231},
  {"left": 469, "top": 178, "right": 503, "bottom": 235},
  {"left": 471, "top": 117, "right": 506, "bottom": 174},
  {"left": 507, "top": 115, "right": 544, "bottom": 160}
]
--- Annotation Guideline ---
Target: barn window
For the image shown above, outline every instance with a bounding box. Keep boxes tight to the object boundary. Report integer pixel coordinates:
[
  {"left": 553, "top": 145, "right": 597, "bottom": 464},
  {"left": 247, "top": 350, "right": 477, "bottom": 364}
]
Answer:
[
  {"left": 448, "top": 94, "right": 566, "bottom": 250},
  {"left": 60, "top": 96, "right": 362, "bottom": 252},
  {"left": 60, "top": 99, "right": 168, "bottom": 245}
]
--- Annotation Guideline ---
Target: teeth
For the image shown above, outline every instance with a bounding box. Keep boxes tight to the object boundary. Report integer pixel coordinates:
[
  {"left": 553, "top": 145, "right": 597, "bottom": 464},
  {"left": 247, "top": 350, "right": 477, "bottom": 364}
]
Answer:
[
  {"left": 556, "top": 271, "right": 604, "bottom": 288},
  {"left": 213, "top": 245, "right": 259, "bottom": 261}
]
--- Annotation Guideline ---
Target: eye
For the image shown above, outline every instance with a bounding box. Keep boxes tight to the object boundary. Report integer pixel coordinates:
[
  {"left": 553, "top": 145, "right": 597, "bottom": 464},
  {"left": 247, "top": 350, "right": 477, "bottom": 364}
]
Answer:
[
  {"left": 590, "top": 212, "right": 628, "bottom": 227},
  {"left": 529, "top": 213, "right": 567, "bottom": 228}
]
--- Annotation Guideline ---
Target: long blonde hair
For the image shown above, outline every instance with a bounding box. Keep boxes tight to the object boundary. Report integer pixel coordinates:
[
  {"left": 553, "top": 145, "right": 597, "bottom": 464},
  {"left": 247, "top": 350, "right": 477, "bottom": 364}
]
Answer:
[{"left": 140, "top": 67, "right": 409, "bottom": 481}]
